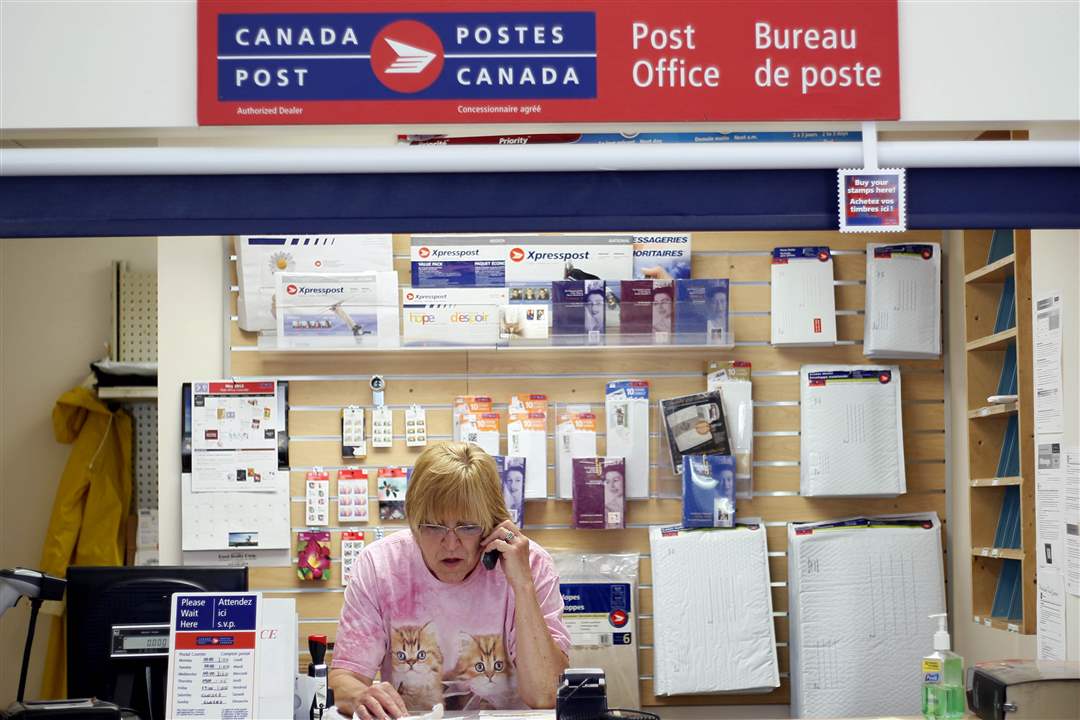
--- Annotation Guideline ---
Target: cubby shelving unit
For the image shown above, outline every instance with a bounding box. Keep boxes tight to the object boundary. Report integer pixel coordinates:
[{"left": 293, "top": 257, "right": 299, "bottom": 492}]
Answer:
[{"left": 964, "top": 228, "right": 1035, "bottom": 634}]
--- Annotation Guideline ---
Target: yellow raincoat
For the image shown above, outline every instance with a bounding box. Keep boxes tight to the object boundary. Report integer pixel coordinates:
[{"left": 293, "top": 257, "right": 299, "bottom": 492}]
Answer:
[{"left": 38, "top": 386, "right": 132, "bottom": 699}]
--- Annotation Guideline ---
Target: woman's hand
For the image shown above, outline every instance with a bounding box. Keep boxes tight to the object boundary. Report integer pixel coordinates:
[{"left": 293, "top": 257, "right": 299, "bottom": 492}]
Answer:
[
  {"left": 482, "top": 519, "right": 533, "bottom": 592},
  {"left": 332, "top": 676, "right": 407, "bottom": 720}
]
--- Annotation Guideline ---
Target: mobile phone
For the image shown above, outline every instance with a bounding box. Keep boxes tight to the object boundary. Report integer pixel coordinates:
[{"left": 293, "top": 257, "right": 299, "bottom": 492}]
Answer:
[{"left": 482, "top": 549, "right": 500, "bottom": 570}]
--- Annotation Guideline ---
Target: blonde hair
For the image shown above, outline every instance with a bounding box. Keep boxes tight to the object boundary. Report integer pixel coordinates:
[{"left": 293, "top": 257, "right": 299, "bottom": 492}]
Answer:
[{"left": 405, "top": 442, "right": 511, "bottom": 535}]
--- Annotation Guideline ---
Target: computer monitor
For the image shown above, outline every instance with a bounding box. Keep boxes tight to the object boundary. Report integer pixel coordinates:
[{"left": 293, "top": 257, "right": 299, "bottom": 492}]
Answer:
[{"left": 66, "top": 566, "right": 248, "bottom": 720}]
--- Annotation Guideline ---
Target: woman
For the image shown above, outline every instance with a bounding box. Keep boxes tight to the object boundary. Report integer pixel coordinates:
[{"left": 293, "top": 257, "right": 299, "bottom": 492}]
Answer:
[{"left": 330, "top": 442, "right": 571, "bottom": 719}]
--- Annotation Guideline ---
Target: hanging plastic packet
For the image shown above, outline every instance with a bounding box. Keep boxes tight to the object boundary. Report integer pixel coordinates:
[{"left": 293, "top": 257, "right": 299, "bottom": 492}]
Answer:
[
  {"left": 706, "top": 360, "right": 753, "bottom": 498},
  {"left": 551, "top": 553, "right": 640, "bottom": 711},
  {"left": 682, "top": 454, "right": 736, "bottom": 528}
]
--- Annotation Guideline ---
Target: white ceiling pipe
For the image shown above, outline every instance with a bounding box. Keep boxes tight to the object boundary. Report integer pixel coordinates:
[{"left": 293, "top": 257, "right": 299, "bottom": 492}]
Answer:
[{"left": 0, "top": 140, "right": 1077, "bottom": 176}]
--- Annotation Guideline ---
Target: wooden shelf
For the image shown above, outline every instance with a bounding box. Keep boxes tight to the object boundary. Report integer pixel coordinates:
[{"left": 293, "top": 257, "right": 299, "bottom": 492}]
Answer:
[
  {"left": 97, "top": 386, "right": 157, "bottom": 401},
  {"left": 970, "top": 477, "right": 1023, "bottom": 488},
  {"left": 972, "top": 615, "right": 1024, "bottom": 634},
  {"left": 972, "top": 546, "right": 1024, "bottom": 560},
  {"left": 967, "top": 402, "right": 1018, "bottom": 419},
  {"left": 966, "top": 327, "right": 1017, "bottom": 352},
  {"left": 965, "top": 254, "right": 1016, "bottom": 284},
  {"left": 965, "top": 227, "right": 1035, "bottom": 635}
]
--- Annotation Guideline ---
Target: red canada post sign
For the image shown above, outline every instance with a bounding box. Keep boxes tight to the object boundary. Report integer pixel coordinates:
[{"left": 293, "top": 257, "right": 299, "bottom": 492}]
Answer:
[{"left": 197, "top": 0, "right": 899, "bottom": 125}]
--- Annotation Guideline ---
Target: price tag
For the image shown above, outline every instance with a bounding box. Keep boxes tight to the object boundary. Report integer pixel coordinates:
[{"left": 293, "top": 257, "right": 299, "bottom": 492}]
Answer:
[
  {"left": 990, "top": 548, "right": 1000, "bottom": 558},
  {"left": 981, "top": 548, "right": 990, "bottom": 556},
  {"left": 983, "top": 617, "right": 993, "bottom": 628},
  {"left": 1007, "top": 623, "right": 1019, "bottom": 633},
  {"left": 992, "top": 477, "right": 1000, "bottom": 486}
]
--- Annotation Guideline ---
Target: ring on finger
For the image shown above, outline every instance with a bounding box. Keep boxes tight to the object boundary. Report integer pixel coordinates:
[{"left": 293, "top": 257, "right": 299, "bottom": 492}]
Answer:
[{"left": 504, "top": 530, "right": 515, "bottom": 543}]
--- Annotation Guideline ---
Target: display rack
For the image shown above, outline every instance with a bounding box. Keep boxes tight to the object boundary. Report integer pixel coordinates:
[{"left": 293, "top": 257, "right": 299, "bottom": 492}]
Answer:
[
  {"left": 963, "top": 228, "right": 1036, "bottom": 634},
  {"left": 223, "top": 231, "right": 949, "bottom": 708}
]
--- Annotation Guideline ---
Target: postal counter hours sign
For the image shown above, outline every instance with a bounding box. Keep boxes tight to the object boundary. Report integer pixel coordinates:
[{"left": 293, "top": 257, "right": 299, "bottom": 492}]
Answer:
[{"left": 197, "top": 0, "right": 899, "bottom": 125}]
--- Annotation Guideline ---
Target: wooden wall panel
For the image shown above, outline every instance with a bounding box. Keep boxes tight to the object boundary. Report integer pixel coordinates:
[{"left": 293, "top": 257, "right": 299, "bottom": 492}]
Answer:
[{"left": 228, "top": 230, "right": 947, "bottom": 709}]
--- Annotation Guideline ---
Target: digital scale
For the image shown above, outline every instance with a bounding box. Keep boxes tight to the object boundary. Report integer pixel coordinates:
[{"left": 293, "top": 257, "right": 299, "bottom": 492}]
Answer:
[{"left": 110, "top": 624, "right": 171, "bottom": 659}]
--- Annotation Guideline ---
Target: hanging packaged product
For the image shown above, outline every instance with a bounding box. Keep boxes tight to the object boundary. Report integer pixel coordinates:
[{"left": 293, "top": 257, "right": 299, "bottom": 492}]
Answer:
[
  {"left": 370, "top": 406, "right": 393, "bottom": 448},
  {"left": 706, "top": 360, "right": 754, "bottom": 498},
  {"left": 632, "top": 232, "right": 692, "bottom": 280},
  {"left": 402, "top": 288, "right": 509, "bottom": 346},
  {"left": 787, "top": 514, "right": 945, "bottom": 717},
  {"left": 650, "top": 521, "right": 780, "bottom": 695},
  {"left": 377, "top": 467, "right": 409, "bottom": 521},
  {"left": 552, "top": 553, "right": 641, "bottom": 710},
  {"left": 681, "top": 455, "right": 736, "bottom": 528},
  {"left": 800, "top": 365, "right": 905, "bottom": 496},
  {"left": 459, "top": 412, "right": 501, "bottom": 456},
  {"left": 493, "top": 455, "right": 527, "bottom": 526},
  {"left": 296, "top": 531, "right": 332, "bottom": 582},
  {"left": 340, "top": 531, "right": 366, "bottom": 587},
  {"left": 676, "top": 279, "right": 733, "bottom": 347},
  {"left": 659, "top": 391, "right": 731, "bottom": 475},
  {"left": 864, "top": 243, "right": 942, "bottom": 359},
  {"left": 337, "top": 469, "right": 369, "bottom": 524},
  {"left": 452, "top": 396, "right": 493, "bottom": 442},
  {"left": 552, "top": 280, "right": 606, "bottom": 343},
  {"left": 236, "top": 234, "right": 393, "bottom": 332},
  {"left": 572, "top": 457, "right": 626, "bottom": 530},
  {"left": 770, "top": 247, "right": 837, "bottom": 346},
  {"left": 605, "top": 381, "right": 650, "bottom": 499},
  {"left": 274, "top": 271, "right": 399, "bottom": 348},
  {"left": 405, "top": 405, "right": 428, "bottom": 447},
  {"left": 341, "top": 405, "right": 366, "bottom": 459},
  {"left": 556, "top": 407, "right": 598, "bottom": 499},
  {"left": 507, "top": 395, "right": 549, "bottom": 499},
  {"left": 305, "top": 469, "right": 330, "bottom": 527}
]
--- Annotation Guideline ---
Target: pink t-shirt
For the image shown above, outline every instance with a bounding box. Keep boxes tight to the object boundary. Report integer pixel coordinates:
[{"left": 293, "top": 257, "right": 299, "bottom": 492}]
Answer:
[{"left": 332, "top": 531, "right": 571, "bottom": 712}]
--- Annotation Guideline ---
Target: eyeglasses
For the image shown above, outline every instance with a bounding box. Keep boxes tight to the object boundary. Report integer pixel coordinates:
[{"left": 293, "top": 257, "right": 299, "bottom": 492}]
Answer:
[{"left": 418, "top": 523, "right": 484, "bottom": 540}]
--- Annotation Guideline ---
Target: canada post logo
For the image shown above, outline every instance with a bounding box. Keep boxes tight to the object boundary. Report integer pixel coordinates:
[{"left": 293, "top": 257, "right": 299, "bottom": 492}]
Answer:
[
  {"left": 371, "top": 20, "right": 444, "bottom": 93},
  {"left": 217, "top": 12, "right": 598, "bottom": 102}
]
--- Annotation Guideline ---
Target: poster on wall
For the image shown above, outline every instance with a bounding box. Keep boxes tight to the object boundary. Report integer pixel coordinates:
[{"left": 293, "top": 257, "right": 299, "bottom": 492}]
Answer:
[
  {"left": 197, "top": 0, "right": 899, "bottom": 125},
  {"left": 837, "top": 168, "right": 907, "bottom": 233}
]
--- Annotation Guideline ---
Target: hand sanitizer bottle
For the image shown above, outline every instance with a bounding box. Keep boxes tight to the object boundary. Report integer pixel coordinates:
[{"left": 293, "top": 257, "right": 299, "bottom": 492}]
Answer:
[{"left": 922, "top": 613, "right": 965, "bottom": 719}]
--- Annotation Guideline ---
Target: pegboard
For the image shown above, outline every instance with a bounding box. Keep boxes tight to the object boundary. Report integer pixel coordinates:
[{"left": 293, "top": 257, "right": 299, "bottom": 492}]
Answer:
[
  {"left": 130, "top": 402, "right": 159, "bottom": 511},
  {"left": 224, "top": 230, "right": 949, "bottom": 708},
  {"left": 119, "top": 268, "right": 158, "bottom": 362}
]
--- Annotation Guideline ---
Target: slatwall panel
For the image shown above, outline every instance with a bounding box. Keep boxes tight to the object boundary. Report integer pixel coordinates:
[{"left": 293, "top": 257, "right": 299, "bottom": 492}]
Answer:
[{"left": 226, "top": 230, "right": 947, "bottom": 708}]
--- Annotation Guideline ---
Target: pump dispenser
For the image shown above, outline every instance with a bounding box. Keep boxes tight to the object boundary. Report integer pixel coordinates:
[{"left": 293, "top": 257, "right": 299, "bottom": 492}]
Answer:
[{"left": 921, "top": 613, "right": 964, "bottom": 719}]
